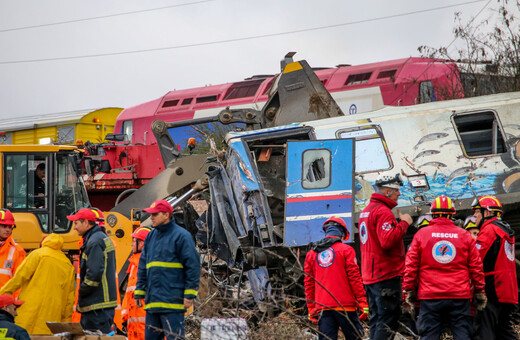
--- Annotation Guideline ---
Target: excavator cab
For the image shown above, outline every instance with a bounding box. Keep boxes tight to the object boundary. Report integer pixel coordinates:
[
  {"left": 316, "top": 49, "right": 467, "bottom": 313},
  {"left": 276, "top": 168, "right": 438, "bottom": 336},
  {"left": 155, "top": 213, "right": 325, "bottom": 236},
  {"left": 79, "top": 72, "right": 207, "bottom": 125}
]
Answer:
[{"left": 0, "top": 145, "right": 90, "bottom": 251}]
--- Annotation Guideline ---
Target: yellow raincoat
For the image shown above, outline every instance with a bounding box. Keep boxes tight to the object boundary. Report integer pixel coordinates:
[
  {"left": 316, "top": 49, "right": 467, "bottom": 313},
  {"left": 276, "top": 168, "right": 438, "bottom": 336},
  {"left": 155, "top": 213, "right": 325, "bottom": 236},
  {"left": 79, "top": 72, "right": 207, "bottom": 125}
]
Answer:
[{"left": 0, "top": 233, "right": 75, "bottom": 335}]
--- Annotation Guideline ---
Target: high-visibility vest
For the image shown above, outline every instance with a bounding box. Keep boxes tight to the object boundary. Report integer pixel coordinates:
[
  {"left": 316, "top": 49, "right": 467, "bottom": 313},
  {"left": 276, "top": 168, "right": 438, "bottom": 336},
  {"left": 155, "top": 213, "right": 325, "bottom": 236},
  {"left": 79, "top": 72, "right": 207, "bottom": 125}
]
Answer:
[
  {"left": 121, "top": 253, "right": 145, "bottom": 340},
  {"left": 0, "top": 236, "right": 26, "bottom": 289}
]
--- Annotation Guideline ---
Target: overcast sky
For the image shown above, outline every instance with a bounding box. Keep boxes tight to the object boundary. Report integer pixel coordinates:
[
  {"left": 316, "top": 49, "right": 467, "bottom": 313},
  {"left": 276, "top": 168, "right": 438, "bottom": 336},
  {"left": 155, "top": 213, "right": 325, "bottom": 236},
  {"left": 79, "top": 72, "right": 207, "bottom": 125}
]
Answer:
[{"left": 0, "top": 0, "right": 501, "bottom": 119}]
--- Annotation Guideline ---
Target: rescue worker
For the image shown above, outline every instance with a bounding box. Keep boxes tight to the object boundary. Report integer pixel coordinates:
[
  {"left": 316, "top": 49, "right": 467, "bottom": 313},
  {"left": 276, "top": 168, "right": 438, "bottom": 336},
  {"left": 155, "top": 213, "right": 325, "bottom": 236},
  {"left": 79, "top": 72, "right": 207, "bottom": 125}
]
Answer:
[
  {"left": 358, "top": 173, "right": 412, "bottom": 340},
  {"left": 463, "top": 215, "right": 479, "bottom": 241},
  {"left": 121, "top": 226, "right": 151, "bottom": 340},
  {"left": 135, "top": 200, "right": 200, "bottom": 340},
  {"left": 0, "top": 295, "right": 29, "bottom": 340},
  {"left": 472, "top": 195, "right": 518, "bottom": 339},
  {"left": 403, "top": 195, "right": 486, "bottom": 340},
  {"left": 67, "top": 208, "right": 118, "bottom": 333},
  {"left": 0, "top": 210, "right": 25, "bottom": 289},
  {"left": 304, "top": 217, "right": 368, "bottom": 340},
  {"left": 0, "top": 233, "right": 75, "bottom": 334}
]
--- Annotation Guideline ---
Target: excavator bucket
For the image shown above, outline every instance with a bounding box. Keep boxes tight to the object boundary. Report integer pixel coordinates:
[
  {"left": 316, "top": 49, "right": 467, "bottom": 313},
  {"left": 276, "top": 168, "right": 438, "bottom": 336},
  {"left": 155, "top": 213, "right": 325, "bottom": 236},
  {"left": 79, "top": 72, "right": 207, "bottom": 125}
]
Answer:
[
  {"left": 109, "top": 154, "right": 211, "bottom": 219},
  {"left": 262, "top": 57, "right": 345, "bottom": 127}
]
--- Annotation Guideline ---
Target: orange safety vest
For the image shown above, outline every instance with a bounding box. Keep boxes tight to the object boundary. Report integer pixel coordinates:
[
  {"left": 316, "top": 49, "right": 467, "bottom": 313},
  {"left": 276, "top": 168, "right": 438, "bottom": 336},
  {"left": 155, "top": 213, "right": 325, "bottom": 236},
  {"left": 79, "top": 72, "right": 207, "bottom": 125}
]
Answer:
[
  {"left": 0, "top": 236, "right": 26, "bottom": 289},
  {"left": 121, "top": 253, "right": 145, "bottom": 340}
]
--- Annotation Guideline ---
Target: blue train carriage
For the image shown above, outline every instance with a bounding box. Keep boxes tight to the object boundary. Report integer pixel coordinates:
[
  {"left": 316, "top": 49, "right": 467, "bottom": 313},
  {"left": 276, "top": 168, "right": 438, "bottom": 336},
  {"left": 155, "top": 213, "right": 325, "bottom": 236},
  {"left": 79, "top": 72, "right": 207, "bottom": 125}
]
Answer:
[{"left": 207, "top": 90, "right": 520, "bottom": 303}]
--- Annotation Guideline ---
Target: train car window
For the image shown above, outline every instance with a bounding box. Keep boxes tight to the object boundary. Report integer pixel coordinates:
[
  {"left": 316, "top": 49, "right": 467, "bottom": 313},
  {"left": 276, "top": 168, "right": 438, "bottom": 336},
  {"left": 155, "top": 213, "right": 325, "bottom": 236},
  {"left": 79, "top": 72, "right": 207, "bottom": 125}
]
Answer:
[
  {"left": 181, "top": 98, "right": 193, "bottom": 105},
  {"left": 419, "top": 81, "right": 436, "bottom": 103},
  {"left": 345, "top": 72, "right": 372, "bottom": 85},
  {"left": 57, "top": 126, "right": 75, "bottom": 144},
  {"left": 453, "top": 111, "right": 506, "bottom": 156},
  {"left": 122, "top": 120, "right": 133, "bottom": 142},
  {"left": 302, "top": 149, "right": 331, "bottom": 189},
  {"left": 377, "top": 69, "right": 397, "bottom": 79},
  {"left": 162, "top": 99, "right": 179, "bottom": 108},
  {"left": 337, "top": 126, "right": 392, "bottom": 173},
  {"left": 196, "top": 95, "right": 218, "bottom": 104},
  {"left": 224, "top": 79, "right": 264, "bottom": 100}
]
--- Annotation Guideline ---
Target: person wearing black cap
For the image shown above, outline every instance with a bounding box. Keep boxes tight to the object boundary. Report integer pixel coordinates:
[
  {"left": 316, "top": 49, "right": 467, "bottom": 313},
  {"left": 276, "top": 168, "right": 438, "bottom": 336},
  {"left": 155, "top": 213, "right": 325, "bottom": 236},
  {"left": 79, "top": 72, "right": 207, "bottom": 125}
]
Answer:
[
  {"left": 358, "top": 173, "right": 412, "bottom": 340},
  {"left": 0, "top": 294, "right": 30, "bottom": 340},
  {"left": 135, "top": 200, "right": 200, "bottom": 340},
  {"left": 67, "top": 208, "right": 117, "bottom": 334}
]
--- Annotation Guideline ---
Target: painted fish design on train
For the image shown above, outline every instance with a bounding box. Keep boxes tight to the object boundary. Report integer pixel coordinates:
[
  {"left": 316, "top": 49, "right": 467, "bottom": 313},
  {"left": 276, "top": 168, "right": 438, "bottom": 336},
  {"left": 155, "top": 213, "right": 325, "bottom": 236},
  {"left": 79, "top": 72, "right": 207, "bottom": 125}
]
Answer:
[
  {"left": 413, "top": 133, "right": 449, "bottom": 150},
  {"left": 445, "top": 166, "right": 478, "bottom": 186},
  {"left": 413, "top": 150, "right": 440, "bottom": 161}
]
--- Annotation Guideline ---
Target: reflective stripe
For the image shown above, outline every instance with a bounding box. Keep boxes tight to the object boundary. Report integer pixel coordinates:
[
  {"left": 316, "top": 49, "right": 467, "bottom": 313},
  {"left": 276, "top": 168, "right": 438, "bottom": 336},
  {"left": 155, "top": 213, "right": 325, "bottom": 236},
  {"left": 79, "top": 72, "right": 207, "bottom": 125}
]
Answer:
[
  {"left": 7, "top": 246, "right": 15, "bottom": 261},
  {"left": 144, "top": 302, "right": 184, "bottom": 310},
  {"left": 116, "top": 304, "right": 122, "bottom": 310},
  {"left": 146, "top": 261, "right": 183, "bottom": 269},
  {"left": 128, "top": 317, "right": 146, "bottom": 323},
  {"left": 76, "top": 274, "right": 81, "bottom": 279},
  {"left": 77, "top": 300, "right": 117, "bottom": 313},
  {"left": 84, "top": 278, "right": 100, "bottom": 287},
  {"left": 184, "top": 289, "right": 198, "bottom": 296},
  {"left": 126, "top": 285, "right": 136, "bottom": 292},
  {"left": 134, "top": 290, "right": 146, "bottom": 296},
  {"left": 0, "top": 269, "right": 12, "bottom": 277}
]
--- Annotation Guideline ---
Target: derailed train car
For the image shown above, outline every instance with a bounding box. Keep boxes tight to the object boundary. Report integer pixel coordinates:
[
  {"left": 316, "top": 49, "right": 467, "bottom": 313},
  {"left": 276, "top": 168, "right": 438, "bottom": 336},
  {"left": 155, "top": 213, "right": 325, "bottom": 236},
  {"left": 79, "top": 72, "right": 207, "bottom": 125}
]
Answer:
[{"left": 200, "top": 91, "right": 520, "bottom": 302}]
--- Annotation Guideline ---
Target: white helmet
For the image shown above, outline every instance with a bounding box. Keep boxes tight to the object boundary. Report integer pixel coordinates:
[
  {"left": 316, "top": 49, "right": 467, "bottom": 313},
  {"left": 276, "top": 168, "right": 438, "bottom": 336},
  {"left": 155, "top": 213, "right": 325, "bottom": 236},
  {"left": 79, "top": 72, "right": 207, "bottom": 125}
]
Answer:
[{"left": 375, "top": 173, "right": 403, "bottom": 189}]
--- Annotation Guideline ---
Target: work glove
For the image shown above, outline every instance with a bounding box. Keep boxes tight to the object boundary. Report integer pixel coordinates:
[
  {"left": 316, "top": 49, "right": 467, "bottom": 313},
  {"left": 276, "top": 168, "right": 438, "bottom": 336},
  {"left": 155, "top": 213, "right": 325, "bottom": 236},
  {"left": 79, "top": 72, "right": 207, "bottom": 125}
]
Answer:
[
  {"left": 308, "top": 313, "right": 318, "bottom": 325},
  {"left": 473, "top": 291, "right": 487, "bottom": 311},
  {"left": 358, "top": 302, "right": 369, "bottom": 322}
]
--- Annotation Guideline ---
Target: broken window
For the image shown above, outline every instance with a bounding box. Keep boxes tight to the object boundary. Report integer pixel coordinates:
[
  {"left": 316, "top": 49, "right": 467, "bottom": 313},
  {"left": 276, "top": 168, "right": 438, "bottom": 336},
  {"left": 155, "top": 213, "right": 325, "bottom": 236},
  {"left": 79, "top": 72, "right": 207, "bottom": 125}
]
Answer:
[
  {"left": 302, "top": 149, "right": 331, "bottom": 189},
  {"left": 453, "top": 111, "right": 506, "bottom": 156},
  {"left": 338, "top": 126, "right": 392, "bottom": 173},
  {"left": 419, "top": 81, "right": 436, "bottom": 103}
]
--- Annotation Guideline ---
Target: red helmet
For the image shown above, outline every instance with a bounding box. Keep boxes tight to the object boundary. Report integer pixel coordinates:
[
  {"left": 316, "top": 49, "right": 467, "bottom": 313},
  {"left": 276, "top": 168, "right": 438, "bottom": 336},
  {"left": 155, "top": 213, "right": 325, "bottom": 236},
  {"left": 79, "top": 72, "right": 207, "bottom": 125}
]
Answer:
[
  {"left": 322, "top": 216, "right": 349, "bottom": 240},
  {"left": 471, "top": 196, "right": 502, "bottom": 214},
  {"left": 90, "top": 208, "right": 105, "bottom": 227},
  {"left": 131, "top": 226, "right": 151, "bottom": 241},
  {"left": 0, "top": 209, "right": 15, "bottom": 226},
  {"left": 430, "top": 195, "right": 456, "bottom": 215}
]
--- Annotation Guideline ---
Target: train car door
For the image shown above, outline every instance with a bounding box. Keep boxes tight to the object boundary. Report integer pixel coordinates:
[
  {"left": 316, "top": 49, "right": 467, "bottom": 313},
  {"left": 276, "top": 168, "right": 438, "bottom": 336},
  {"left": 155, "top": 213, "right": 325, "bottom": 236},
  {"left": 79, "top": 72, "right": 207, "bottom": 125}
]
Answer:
[{"left": 284, "top": 139, "right": 355, "bottom": 246}]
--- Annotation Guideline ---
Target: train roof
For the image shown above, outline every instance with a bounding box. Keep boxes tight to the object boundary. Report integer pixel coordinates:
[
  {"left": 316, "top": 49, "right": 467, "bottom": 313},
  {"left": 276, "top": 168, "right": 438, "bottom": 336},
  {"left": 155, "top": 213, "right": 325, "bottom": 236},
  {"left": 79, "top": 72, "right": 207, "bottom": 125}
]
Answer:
[{"left": 0, "top": 107, "right": 123, "bottom": 132}]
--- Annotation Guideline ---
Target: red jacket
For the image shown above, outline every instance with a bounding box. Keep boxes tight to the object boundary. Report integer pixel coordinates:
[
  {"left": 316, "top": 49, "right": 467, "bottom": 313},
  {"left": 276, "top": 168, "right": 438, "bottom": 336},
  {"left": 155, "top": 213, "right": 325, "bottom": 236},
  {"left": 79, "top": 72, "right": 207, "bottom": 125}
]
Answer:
[
  {"left": 403, "top": 217, "right": 485, "bottom": 300},
  {"left": 304, "top": 237, "right": 367, "bottom": 314},
  {"left": 359, "top": 193, "right": 409, "bottom": 284},
  {"left": 476, "top": 217, "right": 518, "bottom": 304}
]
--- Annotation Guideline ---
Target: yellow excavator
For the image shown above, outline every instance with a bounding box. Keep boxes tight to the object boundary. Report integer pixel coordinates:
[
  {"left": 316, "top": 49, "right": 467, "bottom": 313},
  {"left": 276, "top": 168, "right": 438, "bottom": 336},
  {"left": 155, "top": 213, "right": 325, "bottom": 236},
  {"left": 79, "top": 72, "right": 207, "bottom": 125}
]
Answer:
[{"left": 0, "top": 144, "right": 133, "bottom": 271}]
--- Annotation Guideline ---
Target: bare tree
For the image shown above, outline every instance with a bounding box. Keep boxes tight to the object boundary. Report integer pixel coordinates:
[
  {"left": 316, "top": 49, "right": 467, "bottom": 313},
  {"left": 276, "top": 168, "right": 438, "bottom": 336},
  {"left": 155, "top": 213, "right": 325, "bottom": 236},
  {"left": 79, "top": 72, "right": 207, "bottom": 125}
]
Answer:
[{"left": 418, "top": 0, "right": 520, "bottom": 97}]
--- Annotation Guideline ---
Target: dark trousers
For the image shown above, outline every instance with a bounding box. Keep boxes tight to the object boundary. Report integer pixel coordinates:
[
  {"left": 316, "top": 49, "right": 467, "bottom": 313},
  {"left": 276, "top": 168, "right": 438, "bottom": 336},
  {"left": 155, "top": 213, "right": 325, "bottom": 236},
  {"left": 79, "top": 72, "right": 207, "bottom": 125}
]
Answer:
[
  {"left": 80, "top": 308, "right": 115, "bottom": 334},
  {"left": 417, "top": 299, "right": 472, "bottom": 340},
  {"left": 318, "top": 310, "right": 364, "bottom": 340},
  {"left": 145, "top": 312, "right": 184, "bottom": 340},
  {"left": 477, "top": 300, "right": 517, "bottom": 340},
  {"left": 365, "top": 276, "right": 402, "bottom": 340}
]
